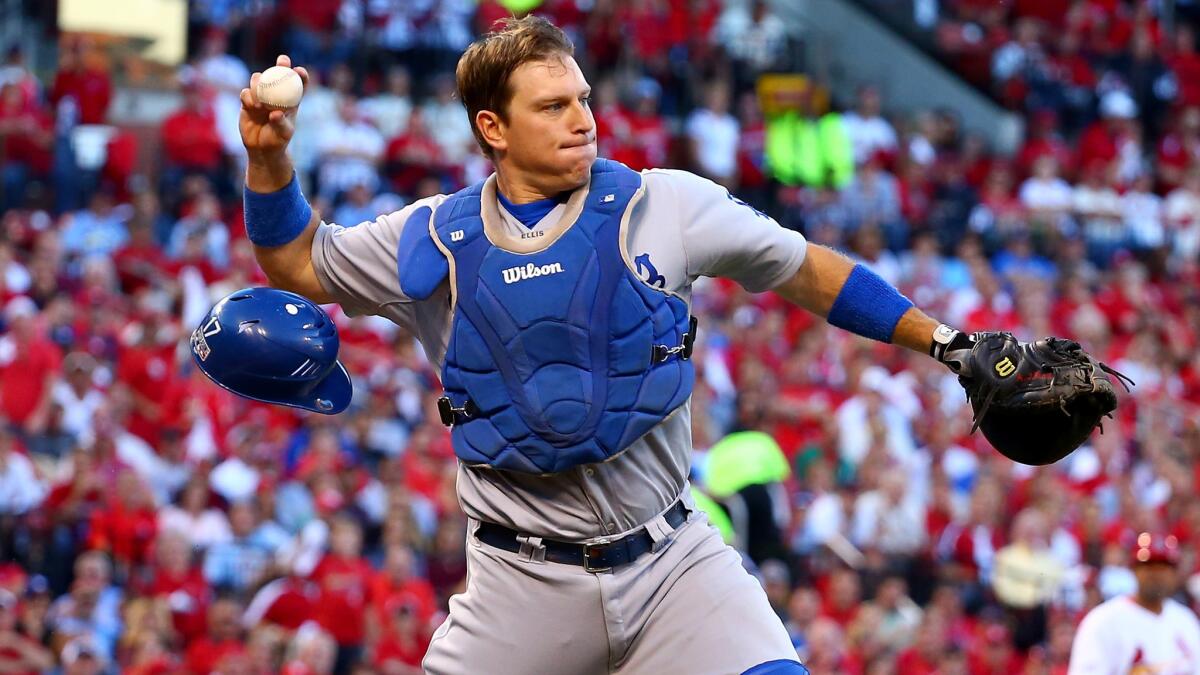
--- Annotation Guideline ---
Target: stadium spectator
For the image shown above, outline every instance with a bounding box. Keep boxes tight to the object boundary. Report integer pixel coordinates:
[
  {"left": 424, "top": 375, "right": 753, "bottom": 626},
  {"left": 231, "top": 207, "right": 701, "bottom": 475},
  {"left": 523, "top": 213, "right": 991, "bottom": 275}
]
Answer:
[
  {"left": 360, "top": 66, "right": 414, "bottom": 141},
  {"left": 1156, "top": 106, "right": 1200, "bottom": 191},
  {"left": 158, "top": 477, "right": 233, "bottom": 550},
  {"left": 0, "top": 47, "right": 40, "bottom": 108},
  {"left": 202, "top": 501, "right": 273, "bottom": 593},
  {"left": 0, "top": 422, "right": 47, "bottom": 518},
  {"left": 841, "top": 85, "right": 899, "bottom": 168},
  {"left": 47, "top": 552, "right": 122, "bottom": 661},
  {"left": 183, "top": 594, "right": 246, "bottom": 673},
  {"left": 316, "top": 100, "right": 385, "bottom": 203},
  {"left": 420, "top": 74, "right": 476, "bottom": 168},
  {"left": 0, "top": 586, "right": 54, "bottom": 673},
  {"left": 159, "top": 85, "right": 225, "bottom": 199},
  {"left": 1018, "top": 155, "right": 1074, "bottom": 231},
  {"left": 310, "top": 513, "right": 371, "bottom": 673},
  {"left": 48, "top": 42, "right": 111, "bottom": 127},
  {"left": 687, "top": 82, "right": 740, "bottom": 188},
  {"left": 1073, "top": 160, "right": 1127, "bottom": 265},
  {"left": 800, "top": 617, "right": 862, "bottom": 673},
  {"left": 282, "top": 621, "right": 337, "bottom": 675},
  {"left": 991, "top": 508, "right": 1064, "bottom": 649},
  {"left": 0, "top": 296, "right": 61, "bottom": 435},
  {"left": 851, "top": 470, "right": 927, "bottom": 566},
  {"left": 0, "top": 82, "right": 52, "bottom": 215},
  {"left": 1165, "top": 167, "right": 1200, "bottom": 264},
  {"left": 167, "top": 192, "right": 230, "bottom": 270},
  {"left": 59, "top": 635, "right": 106, "bottom": 675},
  {"left": 718, "top": 0, "right": 790, "bottom": 91}
]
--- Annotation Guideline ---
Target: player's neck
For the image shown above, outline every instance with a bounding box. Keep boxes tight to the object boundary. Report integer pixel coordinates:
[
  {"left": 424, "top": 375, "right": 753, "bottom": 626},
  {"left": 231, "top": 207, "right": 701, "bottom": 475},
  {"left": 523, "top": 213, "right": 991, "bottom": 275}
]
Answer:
[
  {"left": 494, "top": 167, "right": 565, "bottom": 204},
  {"left": 1133, "top": 595, "right": 1165, "bottom": 614}
]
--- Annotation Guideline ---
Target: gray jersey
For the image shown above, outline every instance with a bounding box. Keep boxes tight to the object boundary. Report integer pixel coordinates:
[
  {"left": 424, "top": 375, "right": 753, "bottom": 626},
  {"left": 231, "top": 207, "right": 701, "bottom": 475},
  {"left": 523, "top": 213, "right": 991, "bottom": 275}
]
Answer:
[{"left": 311, "top": 167, "right": 808, "bottom": 539}]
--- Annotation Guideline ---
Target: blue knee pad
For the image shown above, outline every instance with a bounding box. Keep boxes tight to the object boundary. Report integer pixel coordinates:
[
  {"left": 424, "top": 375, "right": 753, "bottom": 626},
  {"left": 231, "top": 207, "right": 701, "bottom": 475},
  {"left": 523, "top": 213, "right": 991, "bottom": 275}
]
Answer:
[{"left": 742, "top": 660, "right": 810, "bottom": 674}]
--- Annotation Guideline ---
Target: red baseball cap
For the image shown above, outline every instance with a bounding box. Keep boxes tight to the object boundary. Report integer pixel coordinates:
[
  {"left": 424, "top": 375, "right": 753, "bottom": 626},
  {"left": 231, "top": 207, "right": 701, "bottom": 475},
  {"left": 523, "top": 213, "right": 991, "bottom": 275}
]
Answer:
[{"left": 1131, "top": 532, "right": 1180, "bottom": 565}]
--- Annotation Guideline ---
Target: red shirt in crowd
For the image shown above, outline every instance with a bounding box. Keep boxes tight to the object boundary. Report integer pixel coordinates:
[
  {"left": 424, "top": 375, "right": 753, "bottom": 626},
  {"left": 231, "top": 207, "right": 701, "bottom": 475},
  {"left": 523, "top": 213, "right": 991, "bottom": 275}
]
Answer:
[
  {"left": 113, "top": 239, "right": 171, "bottom": 296},
  {"left": 0, "top": 94, "right": 52, "bottom": 174},
  {"left": 251, "top": 576, "right": 320, "bottom": 631},
  {"left": 1076, "top": 121, "right": 1121, "bottom": 169},
  {"left": 161, "top": 105, "right": 223, "bottom": 171},
  {"left": 369, "top": 570, "right": 437, "bottom": 627},
  {"left": 0, "top": 633, "right": 43, "bottom": 675},
  {"left": 894, "top": 647, "right": 940, "bottom": 675},
  {"left": 0, "top": 334, "right": 62, "bottom": 426},
  {"left": 185, "top": 638, "right": 245, "bottom": 675},
  {"left": 1170, "top": 50, "right": 1200, "bottom": 106},
  {"left": 49, "top": 66, "right": 111, "bottom": 125},
  {"left": 373, "top": 630, "right": 432, "bottom": 671},
  {"left": 311, "top": 553, "right": 373, "bottom": 646},
  {"left": 140, "top": 566, "right": 211, "bottom": 642},
  {"left": 117, "top": 340, "right": 180, "bottom": 446},
  {"left": 1157, "top": 131, "right": 1200, "bottom": 191},
  {"left": 284, "top": 0, "right": 342, "bottom": 31},
  {"left": 86, "top": 499, "right": 158, "bottom": 568}
]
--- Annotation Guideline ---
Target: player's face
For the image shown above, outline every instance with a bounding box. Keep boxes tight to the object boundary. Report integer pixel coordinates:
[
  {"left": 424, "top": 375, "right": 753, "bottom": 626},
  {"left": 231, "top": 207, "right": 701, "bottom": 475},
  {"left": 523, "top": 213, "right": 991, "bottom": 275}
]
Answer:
[
  {"left": 1134, "top": 562, "right": 1177, "bottom": 604},
  {"left": 500, "top": 55, "right": 596, "bottom": 193}
]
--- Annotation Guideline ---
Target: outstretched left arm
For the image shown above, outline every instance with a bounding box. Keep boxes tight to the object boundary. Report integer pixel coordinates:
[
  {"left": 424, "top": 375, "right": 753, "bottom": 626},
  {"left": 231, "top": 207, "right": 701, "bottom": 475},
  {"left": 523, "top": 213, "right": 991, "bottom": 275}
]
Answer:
[{"left": 772, "top": 243, "right": 945, "bottom": 355}]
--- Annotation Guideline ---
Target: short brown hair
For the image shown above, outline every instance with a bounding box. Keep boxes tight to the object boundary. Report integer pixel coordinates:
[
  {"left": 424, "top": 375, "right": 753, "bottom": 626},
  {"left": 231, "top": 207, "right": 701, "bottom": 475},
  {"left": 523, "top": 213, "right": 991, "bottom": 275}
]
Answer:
[{"left": 456, "top": 16, "right": 575, "bottom": 156}]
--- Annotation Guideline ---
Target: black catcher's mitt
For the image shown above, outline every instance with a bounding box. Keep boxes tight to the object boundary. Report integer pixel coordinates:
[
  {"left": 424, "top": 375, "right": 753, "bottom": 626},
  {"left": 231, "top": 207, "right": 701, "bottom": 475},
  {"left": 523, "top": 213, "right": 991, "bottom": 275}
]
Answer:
[{"left": 938, "top": 331, "right": 1134, "bottom": 466}]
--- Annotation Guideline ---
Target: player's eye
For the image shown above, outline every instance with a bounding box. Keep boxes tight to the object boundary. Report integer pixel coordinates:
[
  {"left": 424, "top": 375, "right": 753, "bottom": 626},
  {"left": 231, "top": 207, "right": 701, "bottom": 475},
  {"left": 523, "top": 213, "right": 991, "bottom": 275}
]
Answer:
[
  {"left": 546, "top": 102, "right": 564, "bottom": 112},
  {"left": 580, "top": 95, "right": 591, "bottom": 106}
]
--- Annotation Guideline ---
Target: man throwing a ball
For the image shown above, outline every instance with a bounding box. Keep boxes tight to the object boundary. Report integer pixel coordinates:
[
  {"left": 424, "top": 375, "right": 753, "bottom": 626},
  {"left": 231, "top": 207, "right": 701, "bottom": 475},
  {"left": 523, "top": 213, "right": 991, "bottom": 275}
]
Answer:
[{"left": 232, "top": 16, "right": 1123, "bottom": 675}]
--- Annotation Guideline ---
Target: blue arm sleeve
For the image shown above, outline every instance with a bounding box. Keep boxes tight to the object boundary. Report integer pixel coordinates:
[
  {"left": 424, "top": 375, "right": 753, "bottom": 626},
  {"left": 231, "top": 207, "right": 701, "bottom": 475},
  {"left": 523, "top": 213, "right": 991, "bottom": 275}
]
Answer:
[
  {"left": 826, "top": 263, "right": 914, "bottom": 343},
  {"left": 244, "top": 173, "right": 313, "bottom": 247}
]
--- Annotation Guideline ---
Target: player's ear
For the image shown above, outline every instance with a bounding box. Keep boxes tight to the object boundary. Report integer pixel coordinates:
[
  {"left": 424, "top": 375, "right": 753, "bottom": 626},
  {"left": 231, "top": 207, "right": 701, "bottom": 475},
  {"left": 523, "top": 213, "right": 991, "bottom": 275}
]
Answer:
[{"left": 476, "top": 110, "right": 507, "bottom": 154}]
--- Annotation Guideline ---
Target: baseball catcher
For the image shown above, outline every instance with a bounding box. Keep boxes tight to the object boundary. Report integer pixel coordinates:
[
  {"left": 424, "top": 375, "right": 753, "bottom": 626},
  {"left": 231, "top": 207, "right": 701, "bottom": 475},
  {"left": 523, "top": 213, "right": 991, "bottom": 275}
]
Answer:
[{"left": 187, "top": 14, "right": 1140, "bottom": 675}]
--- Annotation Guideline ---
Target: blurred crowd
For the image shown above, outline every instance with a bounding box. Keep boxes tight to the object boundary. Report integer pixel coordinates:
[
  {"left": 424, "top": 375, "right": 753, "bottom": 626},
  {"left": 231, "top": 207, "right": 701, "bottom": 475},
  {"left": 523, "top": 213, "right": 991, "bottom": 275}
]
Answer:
[{"left": 0, "top": 0, "right": 1199, "bottom": 673}]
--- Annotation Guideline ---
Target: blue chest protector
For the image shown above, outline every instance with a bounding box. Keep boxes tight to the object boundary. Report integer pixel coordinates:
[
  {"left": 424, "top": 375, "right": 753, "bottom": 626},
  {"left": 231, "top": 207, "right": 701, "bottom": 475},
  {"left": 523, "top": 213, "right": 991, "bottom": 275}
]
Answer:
[{"left": 399, "top": 160, "right": 695, "bottom": 474}]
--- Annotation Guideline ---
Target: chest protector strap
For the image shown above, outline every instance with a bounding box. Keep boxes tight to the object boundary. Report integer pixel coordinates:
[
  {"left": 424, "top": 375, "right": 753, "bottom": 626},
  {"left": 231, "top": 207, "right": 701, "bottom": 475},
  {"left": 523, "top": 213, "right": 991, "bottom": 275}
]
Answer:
[{"left": 429, "top": 160, "right": 695, "bottom": 474}]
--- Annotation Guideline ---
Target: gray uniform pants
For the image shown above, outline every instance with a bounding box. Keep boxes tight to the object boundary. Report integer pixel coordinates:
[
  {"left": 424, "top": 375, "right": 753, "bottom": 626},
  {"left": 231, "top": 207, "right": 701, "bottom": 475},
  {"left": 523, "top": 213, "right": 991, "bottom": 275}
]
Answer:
[{"left": 422, "top": 505, "right": 800, "bottom": 675}]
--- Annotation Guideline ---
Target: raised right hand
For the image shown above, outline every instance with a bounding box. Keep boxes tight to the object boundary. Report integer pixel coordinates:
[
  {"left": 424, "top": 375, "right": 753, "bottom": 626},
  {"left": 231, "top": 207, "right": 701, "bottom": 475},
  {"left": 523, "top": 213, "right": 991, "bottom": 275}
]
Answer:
[{"left": 239, "top": 54, "right": 309, "bottom": 161}]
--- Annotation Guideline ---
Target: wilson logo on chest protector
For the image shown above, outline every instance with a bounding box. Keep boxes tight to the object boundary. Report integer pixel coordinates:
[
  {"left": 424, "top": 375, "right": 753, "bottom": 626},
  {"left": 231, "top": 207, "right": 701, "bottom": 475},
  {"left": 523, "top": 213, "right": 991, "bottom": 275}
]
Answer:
[{"left": 501, "top": 262, "right": 565, "bottom": 284}]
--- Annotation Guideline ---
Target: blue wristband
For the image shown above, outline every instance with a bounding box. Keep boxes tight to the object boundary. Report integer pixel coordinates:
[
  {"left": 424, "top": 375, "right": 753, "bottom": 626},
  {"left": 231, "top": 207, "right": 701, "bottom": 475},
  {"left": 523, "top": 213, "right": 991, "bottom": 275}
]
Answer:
[
  {"left": 827, "top": 264, "right": 914, "bottom": 343},
  {"left": 244, "top": 173, "right": 313, "bottom": 247}
]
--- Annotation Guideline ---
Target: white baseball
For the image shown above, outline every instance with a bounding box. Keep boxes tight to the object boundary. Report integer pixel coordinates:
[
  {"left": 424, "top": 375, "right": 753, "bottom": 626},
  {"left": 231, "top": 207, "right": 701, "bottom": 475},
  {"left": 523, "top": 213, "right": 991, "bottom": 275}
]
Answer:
[{"left": 256, "top": 66, "right": 304, "bottom": 109}]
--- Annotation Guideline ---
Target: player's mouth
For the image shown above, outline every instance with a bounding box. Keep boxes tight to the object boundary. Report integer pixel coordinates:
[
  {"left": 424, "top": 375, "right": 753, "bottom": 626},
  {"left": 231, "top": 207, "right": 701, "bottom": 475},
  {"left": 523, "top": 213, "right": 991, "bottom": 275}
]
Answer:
[{"left": 562, "top": 137, "right": 595, "bottom": 149}]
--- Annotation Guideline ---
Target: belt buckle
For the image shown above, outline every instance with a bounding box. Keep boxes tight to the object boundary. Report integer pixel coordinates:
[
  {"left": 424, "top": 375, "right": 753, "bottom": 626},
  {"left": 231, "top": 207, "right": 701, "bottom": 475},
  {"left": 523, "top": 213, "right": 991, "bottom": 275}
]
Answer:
[{"left": 583, "top": 538, "right": 612, "bottom": 573}]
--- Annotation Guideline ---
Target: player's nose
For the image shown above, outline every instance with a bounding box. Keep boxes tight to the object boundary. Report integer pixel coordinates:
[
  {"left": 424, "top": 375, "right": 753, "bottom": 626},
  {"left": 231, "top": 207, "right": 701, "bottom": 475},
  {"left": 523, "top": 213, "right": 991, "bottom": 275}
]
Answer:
[{"left": 567, "top": 99, "right": 594, "bottom": 137}]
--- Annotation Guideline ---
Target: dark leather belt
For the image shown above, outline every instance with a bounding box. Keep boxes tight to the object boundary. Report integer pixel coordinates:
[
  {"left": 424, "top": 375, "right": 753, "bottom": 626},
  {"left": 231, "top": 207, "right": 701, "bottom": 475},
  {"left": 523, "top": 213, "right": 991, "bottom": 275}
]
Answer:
[{"left": 475, "top": 501, "right": 689, "bottom": 573}]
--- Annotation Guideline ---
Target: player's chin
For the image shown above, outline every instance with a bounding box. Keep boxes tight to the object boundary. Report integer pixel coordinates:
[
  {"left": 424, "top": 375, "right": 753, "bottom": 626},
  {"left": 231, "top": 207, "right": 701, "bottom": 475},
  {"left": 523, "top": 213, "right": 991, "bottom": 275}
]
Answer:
[{"left": 558, "top": 143, "right": 596, "bottom": 179}]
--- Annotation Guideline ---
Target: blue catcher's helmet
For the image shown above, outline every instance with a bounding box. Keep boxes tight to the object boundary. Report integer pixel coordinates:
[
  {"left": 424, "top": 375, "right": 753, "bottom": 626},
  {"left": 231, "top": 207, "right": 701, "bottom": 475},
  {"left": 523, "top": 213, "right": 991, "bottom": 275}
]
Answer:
[{"left": 190, "top": 287, "right": 352, "bottom": 414}]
